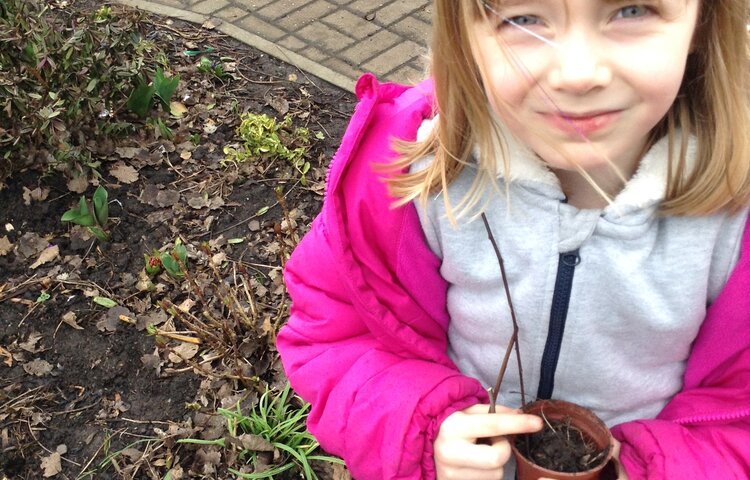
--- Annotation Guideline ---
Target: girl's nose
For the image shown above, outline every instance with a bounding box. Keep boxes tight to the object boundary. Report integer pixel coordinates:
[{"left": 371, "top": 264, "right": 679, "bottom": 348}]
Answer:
[{"left": 547, "top": 33, "right": 612, "bottom": 93}]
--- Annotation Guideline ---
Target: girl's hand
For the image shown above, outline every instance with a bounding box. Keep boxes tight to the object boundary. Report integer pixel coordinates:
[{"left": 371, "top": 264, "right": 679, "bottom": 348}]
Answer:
[{"left": 434, "top": 404, "right": 543, "bottom": 480}]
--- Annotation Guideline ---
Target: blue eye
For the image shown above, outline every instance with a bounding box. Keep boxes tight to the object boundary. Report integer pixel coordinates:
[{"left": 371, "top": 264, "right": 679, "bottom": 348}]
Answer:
[
  {"left": 503, "top": 15, "right": 542, "bottom": 27},
  {"left": 615, "top": 5, "right": 649, "bottom": 19}
]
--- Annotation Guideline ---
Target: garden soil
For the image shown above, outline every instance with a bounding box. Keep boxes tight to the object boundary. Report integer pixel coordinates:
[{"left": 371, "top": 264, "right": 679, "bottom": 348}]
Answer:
[{"left": 0, "top": 3, "right": 358, "bottom": 478}]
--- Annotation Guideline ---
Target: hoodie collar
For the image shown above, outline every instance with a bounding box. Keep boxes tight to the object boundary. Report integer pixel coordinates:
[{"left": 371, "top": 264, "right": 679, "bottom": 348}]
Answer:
[{"left": 418, "top": 116, "right": 697, "bottom": 217}]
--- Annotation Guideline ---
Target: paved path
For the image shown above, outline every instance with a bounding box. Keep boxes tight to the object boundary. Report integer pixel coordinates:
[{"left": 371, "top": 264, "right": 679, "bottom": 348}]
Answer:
[{"left": 116, "top": 0, "right": 432, "bottom": 92}]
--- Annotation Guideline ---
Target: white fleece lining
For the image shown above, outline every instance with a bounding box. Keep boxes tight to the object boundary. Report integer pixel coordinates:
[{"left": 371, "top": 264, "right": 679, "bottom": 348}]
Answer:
[{"left": 416, "top": 116, "right": 697, "bottom": 213}]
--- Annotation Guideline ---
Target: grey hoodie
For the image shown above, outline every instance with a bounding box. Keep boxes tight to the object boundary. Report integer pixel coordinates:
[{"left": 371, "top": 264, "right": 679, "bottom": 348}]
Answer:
[{"left": 414, "top": 125, "right": 748, "bottom": 429}]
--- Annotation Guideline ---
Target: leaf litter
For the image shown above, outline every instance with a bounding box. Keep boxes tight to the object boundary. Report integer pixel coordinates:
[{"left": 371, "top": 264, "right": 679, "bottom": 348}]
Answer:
[{"left": 0, "top": 1, "right": 356, "bottom": 478}]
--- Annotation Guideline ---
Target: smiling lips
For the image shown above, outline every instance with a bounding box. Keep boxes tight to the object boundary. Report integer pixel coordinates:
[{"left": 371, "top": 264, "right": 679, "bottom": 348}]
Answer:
[{"left": 541, "top": 110, "right": 621, "bottom": 137}]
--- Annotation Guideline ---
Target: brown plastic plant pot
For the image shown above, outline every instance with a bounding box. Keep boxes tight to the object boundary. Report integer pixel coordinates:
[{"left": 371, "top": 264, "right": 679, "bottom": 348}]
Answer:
[{"left": 510, "top": 399, "right": 615, "bottom": 480}]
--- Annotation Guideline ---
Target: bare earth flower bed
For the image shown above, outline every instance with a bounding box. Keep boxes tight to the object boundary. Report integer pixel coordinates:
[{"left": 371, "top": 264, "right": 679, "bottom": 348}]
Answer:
[{"left": 0, "top": 2, "right": 356, "bottom": 478}]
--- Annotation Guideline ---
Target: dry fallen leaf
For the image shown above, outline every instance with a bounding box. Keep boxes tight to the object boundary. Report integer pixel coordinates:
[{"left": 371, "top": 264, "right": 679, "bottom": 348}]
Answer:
[
  {"left": 23, "top": 358, "right": 53, "bottom": 376},
  {"left": 156, "top": 190, "right": 180, "bottom": 208},
  {"left": 15, "top": 232, "right": 48, "bottom": 259},
  {"left": 197, "top": 448, "right": 221, "bottom": 475},
  {"left": 168, "top": 342, "right": 199, "bottom": 363},
  {"left": 110, "top": 162, "right": 139, "bottom": 184},
  {"left": 40, "top": 451, "right": 61, "bottom": 477},
  {"left": 170, "top": 101, "right": 188, "bottom": 118},
  {"left": 236, "top": 433, "right": 275, "bottom": 452},
  {"left": 120, "top": 447, "right": 143, "bottom": 461},
  {"left": 211, "top": 252, "right": 227, "bottom": 266},
  {"left": 166, "top": 464, "right": 184, "bottom": 480},
  {"left": 201, "top": 18, "right": 221, "bottom": 29},
  {"left": 203, "top": 118, "right": 218, "bottom": 134},
  {"left": 97, "top": 306, "right": 132, "bottom": 332},
  {"left": 135, "top": 270, "right": 155, "bottom": 293},
  {"left": 61, "top": 311, "right": 83, "bottom": 330},
  {"left": 19, "top": 332, "right": 43, "bottom": 352},
  {"left": 265, "top": 93, "right": 289, "bottom": 116},
  {"left": 331, "top": 462, "right": 353, "bottom": 480},
  {"left": 137, "top": 310, "right": 167, "bottom": 331},
  {"left": 115, "top": 146, "right": 147, "bottom": 159},
  {"left": 30, "top": 245, "right": 60, "bottom": 269},
  {"left": 177, "top": 298, "right": 196, "bottom": 313},
  {"left": 187, "top": 194, "right": 224, "bottom": 210},
  {"left": 261, "top": 316, "right": 273, "bottom": 336},
  {"left": 22, "top": 186, "right": 50, "bottom": 205},
  {"left": 141, "top": 353, "right": 161, "bottom": 370},
  {"left": 0, "top": 345, "right": 13, "bottom": 367},
  {"left": 0, "top": 236, "right": 12, "bottom": 256},
  {"left": 67, "top": 175, "right": 89, "bottom": 193}
]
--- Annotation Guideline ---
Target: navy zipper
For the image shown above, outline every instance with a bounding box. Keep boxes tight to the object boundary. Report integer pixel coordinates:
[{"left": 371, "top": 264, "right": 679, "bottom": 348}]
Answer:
[{"left": 536, "top": 249, "right": 580, "bottom": 400}]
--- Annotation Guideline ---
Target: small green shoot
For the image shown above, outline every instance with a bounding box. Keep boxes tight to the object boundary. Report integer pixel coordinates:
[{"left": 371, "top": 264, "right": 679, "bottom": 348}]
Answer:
[
  {"left": 94, "top": 6, "right": 112, "bottom": 22},
  {"left": 161, "top": 239, "right": 187, "bottom": 278},
  {"left": 61, "top": 186, "right": 111, "bottom": 241},
  {"left": 126, "top": 68, "right": 180, "bottom": 119},
  {"left": 143, "top": 250, "right": 163, "bottom": 276},
  {"left": 145, "top": 239, "right": 188, "bottom": 278},
  {"left": 197, "top": 56, "right": 229, "bottom": 79}
]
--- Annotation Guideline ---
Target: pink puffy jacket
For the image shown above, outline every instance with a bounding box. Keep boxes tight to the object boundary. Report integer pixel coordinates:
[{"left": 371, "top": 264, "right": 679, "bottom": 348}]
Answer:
[{"left": 276, "top": 74, "right": 750, "bottom": 480}]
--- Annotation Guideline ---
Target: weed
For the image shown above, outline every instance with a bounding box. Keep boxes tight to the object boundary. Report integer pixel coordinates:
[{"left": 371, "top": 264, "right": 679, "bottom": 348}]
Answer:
[
  {"left": 197, "top": 56, "right": 230, "bottom": 80},
  {"left": 223, "top": 113, "right": 314, "bottom": 182},
  {"left": 179, "top": 384, "right": 343, "bottom": 479},
  {"left": 61, "top": 185, "right": 111, "bottom": 242}
]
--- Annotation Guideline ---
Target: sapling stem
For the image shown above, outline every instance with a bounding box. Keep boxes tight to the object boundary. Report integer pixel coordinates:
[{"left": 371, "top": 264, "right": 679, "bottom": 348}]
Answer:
[{"left": 481, "top": 213, "right": 527, "bottom": 412}]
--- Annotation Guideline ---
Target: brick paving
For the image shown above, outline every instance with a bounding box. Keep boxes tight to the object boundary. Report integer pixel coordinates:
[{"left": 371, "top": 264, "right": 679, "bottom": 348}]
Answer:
[{"left": 115, "top": 0, "right": 432, "bottom": 92}]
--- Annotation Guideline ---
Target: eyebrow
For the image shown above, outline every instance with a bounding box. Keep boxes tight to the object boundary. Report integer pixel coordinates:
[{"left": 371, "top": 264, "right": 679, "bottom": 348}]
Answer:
[{"left": 487, "top": 0, "right": 666, "bottom": 7}]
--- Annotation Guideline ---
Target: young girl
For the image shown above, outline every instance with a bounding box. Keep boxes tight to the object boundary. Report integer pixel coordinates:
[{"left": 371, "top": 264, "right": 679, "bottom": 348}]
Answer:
[{"left": 277, "top": 1, "right": 750, "bottom": 479}]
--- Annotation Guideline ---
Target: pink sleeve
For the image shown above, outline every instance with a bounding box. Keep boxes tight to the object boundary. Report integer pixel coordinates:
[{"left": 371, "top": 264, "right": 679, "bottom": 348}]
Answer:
[
  {"left": 277, "top": 215, "right": 488, "bottom": 480},
  {"left": 613, "top": 346, "right": 750, "bottom": 479},
  {"left": 613, "top": 217, "right": 750, "bottom": 479},
  {"left": 614, "top": 402, "right": 750, "bottom": 479}
]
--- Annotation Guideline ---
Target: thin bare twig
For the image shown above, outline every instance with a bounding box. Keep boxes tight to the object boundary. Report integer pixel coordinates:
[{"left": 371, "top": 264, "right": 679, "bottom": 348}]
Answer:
[{"left": 481, "top": 212, "right": 527, "bottom": 411}]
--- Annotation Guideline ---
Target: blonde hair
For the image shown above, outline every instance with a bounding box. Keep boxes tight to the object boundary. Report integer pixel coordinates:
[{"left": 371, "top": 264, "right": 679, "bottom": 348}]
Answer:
[{"left": 386, "top": 0, "right": 750, "bottom": 218}]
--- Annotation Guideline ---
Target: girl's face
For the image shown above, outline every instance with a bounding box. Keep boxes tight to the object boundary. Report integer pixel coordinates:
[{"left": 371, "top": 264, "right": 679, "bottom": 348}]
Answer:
[{"left": 472, "top": 0, "right": 700, "bottom": 178}]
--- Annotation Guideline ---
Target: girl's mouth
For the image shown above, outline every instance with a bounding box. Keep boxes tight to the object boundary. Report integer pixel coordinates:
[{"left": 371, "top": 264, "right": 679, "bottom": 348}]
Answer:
[{"left": 541, "top": 110, "right": 621, "bottom": 137}]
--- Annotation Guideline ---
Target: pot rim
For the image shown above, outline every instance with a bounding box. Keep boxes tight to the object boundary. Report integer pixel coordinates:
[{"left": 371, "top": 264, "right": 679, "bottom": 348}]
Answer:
[{"left": 510, "top": 399, "right": 615, "bottom": 477}]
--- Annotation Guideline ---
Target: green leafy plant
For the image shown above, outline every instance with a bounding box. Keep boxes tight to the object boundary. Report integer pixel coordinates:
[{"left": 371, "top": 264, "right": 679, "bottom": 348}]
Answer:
[
  {"left": 61, "top": 186, "right": 111, "bottom": 241},
  {"left": 178, "top": 384, "right": 343, "bottom": 479},
  {"left": 94, "top": 6, "right": 112, "bottom": 22},
  {"left": 223, "top": 113, "right": 315, "bottom": 181},
  {"left": 197, "top": 56, "right": 230, "bottom": 79},
  {"left": 0, "top": 0, "right": 168, "bottom": 181},
  {"left": 144, "top": 239, "right": 188, "bottom": 278},
  {"left": 126, "top": 68, "right": 180, "bottom": 119}
]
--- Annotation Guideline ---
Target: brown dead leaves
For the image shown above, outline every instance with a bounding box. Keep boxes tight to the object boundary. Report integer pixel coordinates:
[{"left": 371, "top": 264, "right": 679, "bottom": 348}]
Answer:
[
  {"left": 40, "top": 444, "right": 67, "bottom": 477},
  {"left": 0, "top": 235, "right": 12, "bottom": 256},
  {"left": 109, "top": 162, "right": 140, "bottom": 184}
]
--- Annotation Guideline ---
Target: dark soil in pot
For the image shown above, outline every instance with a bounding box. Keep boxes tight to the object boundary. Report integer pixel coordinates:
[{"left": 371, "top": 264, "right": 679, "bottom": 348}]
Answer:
[
  {"left": 514, "top": 416, "right": 610, "bottom": 472},
  {"left": 511, "top": 399, "right": 614, "bottom": 480}
]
